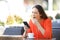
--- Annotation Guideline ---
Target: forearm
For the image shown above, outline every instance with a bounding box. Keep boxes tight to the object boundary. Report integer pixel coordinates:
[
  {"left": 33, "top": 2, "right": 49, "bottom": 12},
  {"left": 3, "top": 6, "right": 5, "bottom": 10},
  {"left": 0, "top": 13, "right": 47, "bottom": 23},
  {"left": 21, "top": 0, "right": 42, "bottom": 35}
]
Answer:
[
  {"left": 33, "top": 19, "right": 45, "bottom": 35},
  {"left": 39, "top": 26, "right": 45, "bottom": 35},
  {"left": 23, "top": 30, "right": 27, "bottom": 38},
  {"left": 36, "top": 22, "right": 45, "bottom": 35}
]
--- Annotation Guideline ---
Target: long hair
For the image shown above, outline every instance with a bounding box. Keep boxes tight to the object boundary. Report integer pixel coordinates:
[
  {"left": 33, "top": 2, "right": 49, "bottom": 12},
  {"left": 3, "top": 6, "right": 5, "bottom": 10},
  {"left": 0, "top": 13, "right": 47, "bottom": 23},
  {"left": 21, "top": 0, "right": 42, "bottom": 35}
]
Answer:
[{"left": 33, "top": 5, "right": 48, "bottom": 19}]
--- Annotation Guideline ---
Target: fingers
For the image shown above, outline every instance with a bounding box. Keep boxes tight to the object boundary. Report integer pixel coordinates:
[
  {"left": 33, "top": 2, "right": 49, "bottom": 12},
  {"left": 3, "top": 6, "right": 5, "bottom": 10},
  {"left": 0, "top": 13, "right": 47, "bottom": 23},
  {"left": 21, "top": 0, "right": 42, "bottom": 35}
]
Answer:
[{"left": 24, "top": 25, "right": 29, "bottom": 31}]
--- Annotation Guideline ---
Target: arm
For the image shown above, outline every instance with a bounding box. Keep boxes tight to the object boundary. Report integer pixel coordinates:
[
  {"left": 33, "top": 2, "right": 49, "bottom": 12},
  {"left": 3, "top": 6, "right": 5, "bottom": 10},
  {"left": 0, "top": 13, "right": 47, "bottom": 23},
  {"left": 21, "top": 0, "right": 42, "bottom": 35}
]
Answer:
[
  {"left": 23, "top": 25, "right": 32, "bottom": 38},
  {"left": 31, "top": 18, "right": 45, "bottom": 35},
  {"left": 44, "top": 19, "right": 52, "bottom": 38},
  {"left": 37, "top": 24, "right": 45, "bottom": 35}
]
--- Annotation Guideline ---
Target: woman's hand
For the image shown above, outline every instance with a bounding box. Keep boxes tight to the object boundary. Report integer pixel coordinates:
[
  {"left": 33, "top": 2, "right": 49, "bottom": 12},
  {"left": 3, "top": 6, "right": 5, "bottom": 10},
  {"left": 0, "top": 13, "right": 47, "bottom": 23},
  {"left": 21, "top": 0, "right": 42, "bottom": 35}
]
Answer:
[
  {"left": 23, "top": 25, "right": 29, "bottom": 38},
  {"left": 22, "top": 30, "right": 27, "bottom": 38},
  {"left": 24, "top": 25, "right": 29, "bottom": 31}
]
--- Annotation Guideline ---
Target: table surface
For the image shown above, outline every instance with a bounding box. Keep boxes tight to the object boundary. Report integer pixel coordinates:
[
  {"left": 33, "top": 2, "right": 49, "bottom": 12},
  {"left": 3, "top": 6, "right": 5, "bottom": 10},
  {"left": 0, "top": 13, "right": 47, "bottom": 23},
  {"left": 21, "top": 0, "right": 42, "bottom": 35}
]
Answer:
[
  {"left": 0, "top": 35, "right": 56, "bottom": 40},
  {"left": 0, "top": 35, "right": 23, "bottom": 37}
]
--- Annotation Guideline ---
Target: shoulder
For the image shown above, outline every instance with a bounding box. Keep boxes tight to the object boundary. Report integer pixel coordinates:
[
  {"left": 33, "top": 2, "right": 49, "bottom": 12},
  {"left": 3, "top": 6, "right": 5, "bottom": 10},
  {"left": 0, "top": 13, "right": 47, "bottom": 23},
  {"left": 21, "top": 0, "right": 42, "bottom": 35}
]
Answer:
[
  {"left": 44, "top": 18, "right": 52, "bottom": 27},
  {"left": 29, "top": 19, "right": 33, "bottom": 24},
  {"left": 44, "top": 18, "right": 51, "bottom": 22}
]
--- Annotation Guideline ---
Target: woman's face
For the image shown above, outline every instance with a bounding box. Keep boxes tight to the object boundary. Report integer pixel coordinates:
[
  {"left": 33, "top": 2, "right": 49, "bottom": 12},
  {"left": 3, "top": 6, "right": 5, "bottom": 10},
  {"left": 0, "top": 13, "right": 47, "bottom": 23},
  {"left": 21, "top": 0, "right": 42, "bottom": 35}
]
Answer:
[{"left": 32, "top": 8, "right": 41, "bottom": 20}]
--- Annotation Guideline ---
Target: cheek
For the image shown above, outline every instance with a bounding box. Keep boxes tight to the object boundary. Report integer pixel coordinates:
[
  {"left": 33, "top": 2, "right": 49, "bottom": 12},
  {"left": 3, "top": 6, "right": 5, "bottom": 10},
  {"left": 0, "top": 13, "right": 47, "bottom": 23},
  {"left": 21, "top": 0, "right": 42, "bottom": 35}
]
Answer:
[
  {"left": 37, "top": 15, "right": 40, "bottom": 18},
  {"left": 35, "top": 14, "right": 40, "bottom": 19}
]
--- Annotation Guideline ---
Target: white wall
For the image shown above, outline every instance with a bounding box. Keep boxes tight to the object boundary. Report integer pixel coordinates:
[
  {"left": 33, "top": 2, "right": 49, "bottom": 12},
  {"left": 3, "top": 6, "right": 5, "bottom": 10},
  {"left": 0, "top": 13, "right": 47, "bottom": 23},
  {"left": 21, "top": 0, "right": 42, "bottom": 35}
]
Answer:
[{"left": 0, "top": 0, "right": 60, "bottom": 22}]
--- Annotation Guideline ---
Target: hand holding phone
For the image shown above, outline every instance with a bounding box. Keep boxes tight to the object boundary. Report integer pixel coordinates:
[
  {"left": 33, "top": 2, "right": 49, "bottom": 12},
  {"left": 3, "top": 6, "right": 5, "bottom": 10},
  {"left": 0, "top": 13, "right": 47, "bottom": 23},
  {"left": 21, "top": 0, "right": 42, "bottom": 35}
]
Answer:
[{"left": 23, "top": 21, "right": 30, "bottom": 28}]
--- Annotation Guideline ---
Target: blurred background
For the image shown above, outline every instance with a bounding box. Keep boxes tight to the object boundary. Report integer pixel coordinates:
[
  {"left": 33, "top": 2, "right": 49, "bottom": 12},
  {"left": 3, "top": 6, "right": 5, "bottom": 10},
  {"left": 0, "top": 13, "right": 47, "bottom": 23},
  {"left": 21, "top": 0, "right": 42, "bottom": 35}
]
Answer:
[
  {"left": 0, "top": 0, "right": 60, "bottom": 22},
  {"left": 0, "top": 0, "right": 60, "bottom": 40},
  {"left": 0, "top": 0, "right": 60, "bottom": 26}
]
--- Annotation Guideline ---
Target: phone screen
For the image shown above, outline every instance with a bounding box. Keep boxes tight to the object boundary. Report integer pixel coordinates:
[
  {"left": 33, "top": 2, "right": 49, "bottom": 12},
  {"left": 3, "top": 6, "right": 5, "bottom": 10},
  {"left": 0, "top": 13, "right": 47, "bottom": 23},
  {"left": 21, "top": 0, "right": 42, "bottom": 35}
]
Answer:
[{"left": 23, "top": 21, "right": 30, "bottom": 28}]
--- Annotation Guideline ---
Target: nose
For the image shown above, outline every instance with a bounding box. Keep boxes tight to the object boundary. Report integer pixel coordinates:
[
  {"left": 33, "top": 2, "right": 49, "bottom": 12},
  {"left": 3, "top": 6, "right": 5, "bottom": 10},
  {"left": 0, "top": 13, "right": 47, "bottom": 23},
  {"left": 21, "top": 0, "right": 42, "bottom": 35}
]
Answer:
[{"left": 32, "top": 13, "right": 35, "bottom": 18}]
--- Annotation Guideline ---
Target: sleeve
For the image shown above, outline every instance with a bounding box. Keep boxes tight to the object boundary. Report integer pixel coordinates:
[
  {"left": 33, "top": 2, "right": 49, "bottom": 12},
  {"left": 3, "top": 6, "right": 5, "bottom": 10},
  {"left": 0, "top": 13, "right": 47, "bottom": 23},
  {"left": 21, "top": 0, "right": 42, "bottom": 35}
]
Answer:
[
  {"left": 44, "top": 19, "right": 52, "bottom": 39},
  {"left": 27, "top": 20, "right": 32, "bottom": 33},
  {"left": 27, "top": 28, "right": 32, "bottom": 33}
]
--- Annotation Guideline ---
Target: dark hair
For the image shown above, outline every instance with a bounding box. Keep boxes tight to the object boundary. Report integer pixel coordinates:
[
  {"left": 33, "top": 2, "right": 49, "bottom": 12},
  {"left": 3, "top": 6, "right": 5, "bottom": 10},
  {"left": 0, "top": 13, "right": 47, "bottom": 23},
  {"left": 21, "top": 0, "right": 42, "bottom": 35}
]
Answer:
[{"left": 33, "top": 5, "right": 48, "bottom": 19}]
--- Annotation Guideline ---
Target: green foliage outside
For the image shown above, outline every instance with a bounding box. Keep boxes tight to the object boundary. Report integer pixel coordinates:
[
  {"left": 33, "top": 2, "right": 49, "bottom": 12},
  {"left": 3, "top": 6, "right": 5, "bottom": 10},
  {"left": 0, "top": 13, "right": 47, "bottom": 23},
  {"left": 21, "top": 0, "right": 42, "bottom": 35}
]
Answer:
[
  {"left": 48, "top": 16, "right": 53, "bottom": 20},
  {"left": 0, "top": 21, "right": 4, "bottom": 26},
  {"left": 55, "top": 13, "right": 60, "bottom": 19}
]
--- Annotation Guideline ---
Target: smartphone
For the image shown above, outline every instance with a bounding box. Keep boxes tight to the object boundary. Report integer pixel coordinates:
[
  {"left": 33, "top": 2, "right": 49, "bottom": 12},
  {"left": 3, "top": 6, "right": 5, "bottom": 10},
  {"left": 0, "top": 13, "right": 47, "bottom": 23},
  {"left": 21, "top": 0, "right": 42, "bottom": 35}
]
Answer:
[{"left": 23, "top": 21, "right": 30, "bottom": 28}]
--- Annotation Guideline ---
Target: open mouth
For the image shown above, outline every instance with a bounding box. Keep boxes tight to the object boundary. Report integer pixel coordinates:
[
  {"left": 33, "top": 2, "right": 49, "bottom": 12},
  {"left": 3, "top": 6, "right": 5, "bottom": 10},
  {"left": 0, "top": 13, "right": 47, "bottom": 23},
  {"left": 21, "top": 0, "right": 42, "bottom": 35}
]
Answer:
[{"left": 33, "top": 17, "right": 35, "bottom": 18}]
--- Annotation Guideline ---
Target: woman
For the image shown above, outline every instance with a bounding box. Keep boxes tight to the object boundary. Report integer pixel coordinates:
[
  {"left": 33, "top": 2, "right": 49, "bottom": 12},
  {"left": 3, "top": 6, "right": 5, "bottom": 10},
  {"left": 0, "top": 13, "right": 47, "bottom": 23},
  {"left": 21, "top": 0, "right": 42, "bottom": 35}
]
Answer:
[{"left": 23, "top": 5, "right": 52, "bottom": 39}]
